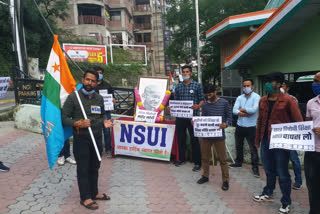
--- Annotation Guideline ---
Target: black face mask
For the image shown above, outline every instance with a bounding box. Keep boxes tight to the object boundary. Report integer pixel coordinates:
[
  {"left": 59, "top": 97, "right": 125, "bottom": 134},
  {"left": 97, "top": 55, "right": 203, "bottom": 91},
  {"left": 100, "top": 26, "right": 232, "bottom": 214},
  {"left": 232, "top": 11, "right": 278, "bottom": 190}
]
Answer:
[{"left": 205, "top": 95, "right": 216, "bottom": 102}]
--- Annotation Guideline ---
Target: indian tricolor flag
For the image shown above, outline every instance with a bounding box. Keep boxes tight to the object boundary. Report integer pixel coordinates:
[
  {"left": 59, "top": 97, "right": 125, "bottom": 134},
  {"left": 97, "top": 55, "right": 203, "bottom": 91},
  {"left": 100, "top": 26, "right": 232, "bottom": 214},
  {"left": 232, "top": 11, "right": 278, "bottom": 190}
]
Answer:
[
  {"left": 41, "top": 35, "right": 76, "bottom": 168},
  {"left": 169, "top": 73, "right": 176, "bottom": 91}
]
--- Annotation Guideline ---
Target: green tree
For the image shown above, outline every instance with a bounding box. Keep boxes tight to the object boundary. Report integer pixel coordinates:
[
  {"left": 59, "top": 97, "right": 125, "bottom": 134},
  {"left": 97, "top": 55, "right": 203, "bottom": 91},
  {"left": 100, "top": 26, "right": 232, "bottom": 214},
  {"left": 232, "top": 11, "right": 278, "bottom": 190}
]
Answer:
[{"left": 165, "top": 0, "right": 267, "bottom": 83}]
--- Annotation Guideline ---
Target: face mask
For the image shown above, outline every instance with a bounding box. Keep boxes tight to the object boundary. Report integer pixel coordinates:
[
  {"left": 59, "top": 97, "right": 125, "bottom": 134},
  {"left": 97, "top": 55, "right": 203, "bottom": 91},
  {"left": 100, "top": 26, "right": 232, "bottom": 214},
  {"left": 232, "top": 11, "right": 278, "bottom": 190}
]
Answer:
[
  {"left": 182, "top": 75, "right": 190, "bottom": 82},
  {"left": 81, "top": 87, "right": 95, "bottom": 96},
  {"left": 98, "top": 74, "right": 103, "bottom": 81},
  {"left": 243, "top": 87, "right": 253, "bottom": 95},
  {"left": 265, "top": 82, "right": 275, "bottom": 94},
  {"left": 312, "top": 84, "right": 320, "bottom": 95},
  {"left": 205, "top": 95, "right": 216, "bottom": 102},
  {"left": 280, "top": 88, "right": 285, "bottom": 93}
]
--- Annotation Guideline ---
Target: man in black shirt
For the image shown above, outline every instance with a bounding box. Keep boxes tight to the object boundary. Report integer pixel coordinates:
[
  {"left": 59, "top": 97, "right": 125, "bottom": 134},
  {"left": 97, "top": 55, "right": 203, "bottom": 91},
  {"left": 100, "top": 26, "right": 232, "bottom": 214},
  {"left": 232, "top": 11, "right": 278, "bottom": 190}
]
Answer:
[{"left": 94, "top": 66, "right": 115, "bottom": 158}]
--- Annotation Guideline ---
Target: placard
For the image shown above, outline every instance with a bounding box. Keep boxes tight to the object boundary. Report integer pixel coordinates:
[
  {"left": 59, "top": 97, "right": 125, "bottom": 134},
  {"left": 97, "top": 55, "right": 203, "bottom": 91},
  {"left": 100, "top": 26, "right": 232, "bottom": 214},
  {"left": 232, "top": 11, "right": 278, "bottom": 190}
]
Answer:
[
  {"left": 99, "top": 89, "right": 114, "bottom": 111},
  {"left": 169, "top": 100, "right": 193, "bottom": 118},
  {"left": 270, "top": 121, "right": 315, "bottom": 151},
  {"left": 135, "top": 109, "right": 158, "bottom": 123},
  {"left": 63, "top": 43, "right": 107, "bottom": 64},
  {"left": 193, "top": 116, "right": 222, "bottom": 137},
  {"left": 113, "top": 120, "right": 175, "bottom": 161},
  {"left": 0, "top": 77, "right": 10, "bottom": 98}
]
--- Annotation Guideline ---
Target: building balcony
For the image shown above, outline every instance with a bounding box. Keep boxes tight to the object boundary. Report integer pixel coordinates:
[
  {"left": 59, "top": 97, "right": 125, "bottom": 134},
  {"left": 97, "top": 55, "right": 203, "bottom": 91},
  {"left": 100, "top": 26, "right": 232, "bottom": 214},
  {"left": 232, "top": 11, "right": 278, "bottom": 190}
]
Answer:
[
  {"left": 135, "top": 4, "right": 151, "bottom": 13},
  {"left": 78, "top": 15, "right": 105, "bottom": 26},
  {"left": 134, "top": 23, "right": 152, "bottom": 31}
]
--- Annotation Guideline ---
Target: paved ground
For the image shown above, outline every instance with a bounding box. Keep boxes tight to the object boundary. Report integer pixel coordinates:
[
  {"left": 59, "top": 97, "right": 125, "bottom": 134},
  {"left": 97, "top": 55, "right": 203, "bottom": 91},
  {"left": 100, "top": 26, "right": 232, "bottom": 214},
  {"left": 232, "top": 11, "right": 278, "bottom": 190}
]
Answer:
[{"left": 0, "top": 121, "right": 310, "bottom": 214}]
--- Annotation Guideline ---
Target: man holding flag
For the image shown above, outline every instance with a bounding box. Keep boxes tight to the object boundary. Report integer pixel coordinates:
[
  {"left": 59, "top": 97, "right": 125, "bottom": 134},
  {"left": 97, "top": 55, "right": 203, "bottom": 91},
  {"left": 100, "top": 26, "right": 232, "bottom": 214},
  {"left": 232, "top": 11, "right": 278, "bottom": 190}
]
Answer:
[{"left": 41, "top": 35, "right": 113, "bottom": 210}]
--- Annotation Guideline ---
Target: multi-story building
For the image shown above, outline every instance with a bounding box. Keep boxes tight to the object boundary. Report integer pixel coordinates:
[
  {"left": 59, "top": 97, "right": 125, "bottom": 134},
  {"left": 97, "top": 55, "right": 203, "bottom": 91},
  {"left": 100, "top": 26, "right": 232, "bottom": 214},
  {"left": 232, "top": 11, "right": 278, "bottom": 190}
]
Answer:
[{"left": 58, "top": 0, "right": 168, "bottom": 76}]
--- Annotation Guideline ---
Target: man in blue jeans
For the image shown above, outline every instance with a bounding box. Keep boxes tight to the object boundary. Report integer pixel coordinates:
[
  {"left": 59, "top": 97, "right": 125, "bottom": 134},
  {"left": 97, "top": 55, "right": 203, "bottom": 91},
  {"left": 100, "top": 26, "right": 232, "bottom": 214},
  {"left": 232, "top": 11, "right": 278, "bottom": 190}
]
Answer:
[
  {"left": 57, "top": 139, "right": 76, "bottom": 166},
  {"left": 281, "top": 81, "right": 302, "bottom": 189},
  {"left": 253, "top": 72, "right": 303, "bottom": 214},
  {"left": 94, "top": 66, "right": 115, "bottom": 158}
]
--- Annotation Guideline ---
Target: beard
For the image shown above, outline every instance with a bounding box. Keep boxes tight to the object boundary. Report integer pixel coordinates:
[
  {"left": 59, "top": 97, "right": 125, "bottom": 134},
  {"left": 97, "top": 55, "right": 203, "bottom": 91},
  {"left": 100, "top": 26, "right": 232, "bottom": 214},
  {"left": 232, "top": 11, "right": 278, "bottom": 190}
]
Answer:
[{"left": 83, "top": 84, "right": 93, "bottom": 91}]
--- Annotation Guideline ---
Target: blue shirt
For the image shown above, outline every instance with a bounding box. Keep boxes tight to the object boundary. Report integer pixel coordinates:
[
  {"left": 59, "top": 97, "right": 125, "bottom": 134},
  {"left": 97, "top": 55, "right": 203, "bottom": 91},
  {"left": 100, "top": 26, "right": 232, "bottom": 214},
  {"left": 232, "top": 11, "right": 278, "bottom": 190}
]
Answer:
[
  {"left": 232, "top": 92, "right": 260, "bottom": 127},
  {"left": 174, "top": 80, "right": 205, "bottom": 116}
]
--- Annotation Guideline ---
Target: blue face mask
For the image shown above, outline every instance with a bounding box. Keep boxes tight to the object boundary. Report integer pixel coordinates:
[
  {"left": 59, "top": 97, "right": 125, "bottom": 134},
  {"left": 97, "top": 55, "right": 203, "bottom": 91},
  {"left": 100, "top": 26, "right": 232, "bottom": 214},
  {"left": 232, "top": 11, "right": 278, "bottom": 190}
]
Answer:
[
  {"left": 312, "top": 84, "right": 320, "bottom": 95},
  {"left": 81, "top": 87, "right": 95, "bottom": 96},
  {"left": 98, "top": 74, "right": 103, "bottom": 81},
  {"left": 265, "top": 83, "right": 275, "bottom": 94}
]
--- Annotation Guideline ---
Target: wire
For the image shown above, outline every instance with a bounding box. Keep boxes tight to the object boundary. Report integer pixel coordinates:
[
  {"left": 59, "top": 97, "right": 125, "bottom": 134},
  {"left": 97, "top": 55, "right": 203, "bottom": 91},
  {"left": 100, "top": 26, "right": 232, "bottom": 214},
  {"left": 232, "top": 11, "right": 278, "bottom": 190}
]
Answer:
[{"left": 31, "top": 0, "right": 84, "bottom": 74}]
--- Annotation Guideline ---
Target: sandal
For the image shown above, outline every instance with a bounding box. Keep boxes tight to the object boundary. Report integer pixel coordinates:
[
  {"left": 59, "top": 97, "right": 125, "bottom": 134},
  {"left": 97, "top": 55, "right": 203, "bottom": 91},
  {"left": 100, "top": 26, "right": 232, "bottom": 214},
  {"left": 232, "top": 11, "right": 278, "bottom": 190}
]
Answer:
[
  {"left": 80, "top": 200, "right": 99, "bottom": 210},
  {"left": 94, "top": 193, "right": 111, "bottom": 200}
]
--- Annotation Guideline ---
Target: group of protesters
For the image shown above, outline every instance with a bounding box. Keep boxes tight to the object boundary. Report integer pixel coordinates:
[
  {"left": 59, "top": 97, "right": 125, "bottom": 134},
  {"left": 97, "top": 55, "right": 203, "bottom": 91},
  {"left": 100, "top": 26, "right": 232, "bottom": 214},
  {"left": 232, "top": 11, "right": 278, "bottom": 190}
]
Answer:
[{"left": 171, "top": 65, "right": 320, "bottom": 214}]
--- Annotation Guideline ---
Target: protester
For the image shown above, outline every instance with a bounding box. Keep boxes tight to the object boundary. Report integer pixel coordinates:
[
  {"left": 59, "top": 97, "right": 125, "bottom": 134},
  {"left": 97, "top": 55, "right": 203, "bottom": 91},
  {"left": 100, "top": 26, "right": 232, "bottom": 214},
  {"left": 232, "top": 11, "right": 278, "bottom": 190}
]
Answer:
[
  {"left": 168, "top": 65, "right": 204, "bottom": 171},
  {"left": 253, "top": 72, "right": 303, "bottom": 214},
  {"left": 57, "top": 139, "right": 77, "bottom": 166},
  {"left": 94, "top": 66, "right": 115, "bottom": 158},
  {"left": 281, "top": 81, "right": 302, "bottom": 189},
  {"left": 195, "top": 84, "right": 231, "bottom": 191},
  {"left": 305, "top": 72, "right": 320, "bottom": 214},
  {"left": 230, "top": 79, "right": 260, "bottom": 178},
  {"left": 0, "top": 161, "right": 10, "bottom": 172},
  {"left": 62, "top": 69, "right": 114, "bottom": 210}
]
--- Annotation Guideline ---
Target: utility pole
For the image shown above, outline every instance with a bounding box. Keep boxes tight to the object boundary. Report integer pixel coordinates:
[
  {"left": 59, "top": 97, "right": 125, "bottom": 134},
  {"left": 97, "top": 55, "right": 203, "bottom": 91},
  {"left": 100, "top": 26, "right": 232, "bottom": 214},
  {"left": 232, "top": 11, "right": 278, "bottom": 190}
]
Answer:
[{"left": 195, "top": 0, "right": 201, "bottom": 84}]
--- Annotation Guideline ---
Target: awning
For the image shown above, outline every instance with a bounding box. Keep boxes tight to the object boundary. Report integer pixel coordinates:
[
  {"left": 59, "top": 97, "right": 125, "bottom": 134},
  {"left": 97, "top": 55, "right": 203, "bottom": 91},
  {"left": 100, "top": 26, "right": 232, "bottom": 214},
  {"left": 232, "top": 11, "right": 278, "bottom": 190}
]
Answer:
[
  {"left": 296, "top": 75, "right": 314, "bottom": 82},
  {"left": 206, "top": 9, "right": 276, "bottom": 40}
]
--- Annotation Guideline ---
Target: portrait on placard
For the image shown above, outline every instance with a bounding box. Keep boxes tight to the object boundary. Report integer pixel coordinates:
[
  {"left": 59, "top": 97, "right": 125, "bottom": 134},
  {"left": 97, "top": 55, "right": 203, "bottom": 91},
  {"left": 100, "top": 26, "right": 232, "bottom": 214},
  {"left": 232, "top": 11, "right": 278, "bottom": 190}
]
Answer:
[{"left": 136, "top": 76, "right": 169, "bottom": 116}]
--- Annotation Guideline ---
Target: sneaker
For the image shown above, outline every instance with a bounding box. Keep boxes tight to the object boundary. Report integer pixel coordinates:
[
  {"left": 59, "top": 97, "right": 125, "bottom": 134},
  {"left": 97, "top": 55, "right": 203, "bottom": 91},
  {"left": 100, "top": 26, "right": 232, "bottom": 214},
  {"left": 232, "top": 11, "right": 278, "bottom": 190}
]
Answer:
[
  {"left": 65, "top": 157, "right": 76, "bottom": 165},
  {"left": 57, "top": 156, "right": 65, "bottom": 166},
  {"left": 0, "top": 161, "right": 10, "bottom": 172},
  {"left": 106, "top": 151, "right": 112, "bottom": 158},
  {"left": 175, "top": 161, "right": 185, "bottom": 167},
  {"left": 221, "top": 181, "right": 229, "bottom": 191},
  {"left": 253, "top": 168, "right": 260, "bottom": 178},
  {"left": 192, "top": 164, "right": 201, "bottom": 172},
  {"left": 292, "top": 182, "right": 301, "bottom": 190},
  {"left": 278, "top": 204, "right": 290, "bottom": 214},
  {"left": 197, "top": 176, "right": 209, "bottom": 184},
  {"left": 253, "top": 194, "right": 273, "bottom": 202},
  {"left": 229, "top": 163, "right": 242, "bottom": 168}
]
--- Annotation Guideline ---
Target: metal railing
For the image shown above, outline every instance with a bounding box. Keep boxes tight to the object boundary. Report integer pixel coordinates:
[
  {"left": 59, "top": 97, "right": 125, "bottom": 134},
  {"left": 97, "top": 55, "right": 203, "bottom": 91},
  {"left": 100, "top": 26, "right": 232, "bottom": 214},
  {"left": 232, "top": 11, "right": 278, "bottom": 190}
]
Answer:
[
  {"left": 134, "top": 23, "right": 152, "bottom": 30},
  {"left": 78, "top": 15, "right": 105, "bottom": 25},
  {"left": 113, "top": 87, "right": 135, "bottom": 116}
]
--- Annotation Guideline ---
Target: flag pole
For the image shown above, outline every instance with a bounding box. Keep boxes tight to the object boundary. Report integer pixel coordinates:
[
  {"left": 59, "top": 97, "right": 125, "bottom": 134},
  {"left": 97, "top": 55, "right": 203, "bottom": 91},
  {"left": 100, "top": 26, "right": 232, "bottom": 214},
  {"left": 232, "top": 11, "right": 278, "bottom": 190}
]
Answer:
[{"left": 74, "top": 90, "right": 102, "bottom": 161}]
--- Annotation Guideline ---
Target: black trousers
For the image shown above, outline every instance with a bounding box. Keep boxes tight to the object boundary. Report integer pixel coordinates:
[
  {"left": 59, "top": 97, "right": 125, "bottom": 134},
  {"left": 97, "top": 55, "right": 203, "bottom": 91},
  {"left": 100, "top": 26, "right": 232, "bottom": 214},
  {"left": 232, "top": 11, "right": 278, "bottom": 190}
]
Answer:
[
  {"left": 235, "top": 126, "right": 259, "bottom": 169},
  {"left": 73, "top": 134, "right": 102, "bottom": 201},
  {"left": 176, "top": 118, "right": 201, "bottom": 165},
  {"left": 304, "top": 151, "right": 320, "bottom": 214}
]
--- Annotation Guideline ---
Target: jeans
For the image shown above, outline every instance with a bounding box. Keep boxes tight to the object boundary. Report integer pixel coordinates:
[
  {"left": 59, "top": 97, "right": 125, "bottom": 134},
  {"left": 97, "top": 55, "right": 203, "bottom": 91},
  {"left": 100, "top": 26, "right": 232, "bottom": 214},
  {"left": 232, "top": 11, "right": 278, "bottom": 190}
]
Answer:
[
  {"left": 289, "top": 150, "right": 302, "bottom": 185},
  {"left": 103, "top": 111, "right": 111, "bottom": 152},
  {"left": 260, "top": 139, "right": 291, "bottom": 205},
  {"left": 304, "top": 151, "right": 320, "bottom": 214},
  {"left": 176, "top": 118, "right": 201, "bottom": 165},
  {"left": 73, "top": 134, "right": 102, "bottom": 201},
  {"left": 234, "top": 126, "right": 259, "bottom": 169},
  {"left": 59, "top": 139, "right": 70, "bottom": 158}
]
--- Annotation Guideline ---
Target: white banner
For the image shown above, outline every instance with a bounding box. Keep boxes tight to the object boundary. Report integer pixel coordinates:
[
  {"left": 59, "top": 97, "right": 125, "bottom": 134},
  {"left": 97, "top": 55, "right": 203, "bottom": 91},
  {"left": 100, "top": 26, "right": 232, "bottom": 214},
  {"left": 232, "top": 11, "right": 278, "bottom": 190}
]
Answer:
[
  {"left": 270, "top": 121, "right": 315, "bottom": 151},
  {"left": 135, "top": 109, "right": 158, "bottom": 123},
  {"left": 99, "top": 90, "right": 114, "bottom": 111},
  {"left": 0, "top": 77, "right": 10, "bottom": 98},
  {"left": 169, "top": 100, "right": 193, "bottom": 118},
  {"left": 193, "top": 116, "right": 222, "bottom": 137},
  {"left": 114, "top": 120, "right": 175, "bottom": 161}
]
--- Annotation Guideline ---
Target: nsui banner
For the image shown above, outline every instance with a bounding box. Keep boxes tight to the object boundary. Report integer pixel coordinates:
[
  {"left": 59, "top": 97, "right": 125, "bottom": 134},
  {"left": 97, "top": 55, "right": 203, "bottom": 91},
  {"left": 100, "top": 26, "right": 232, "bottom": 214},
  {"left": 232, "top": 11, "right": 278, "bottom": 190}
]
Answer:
[{"left": 114, "top": 120, "right": 175, "bottom": 161}]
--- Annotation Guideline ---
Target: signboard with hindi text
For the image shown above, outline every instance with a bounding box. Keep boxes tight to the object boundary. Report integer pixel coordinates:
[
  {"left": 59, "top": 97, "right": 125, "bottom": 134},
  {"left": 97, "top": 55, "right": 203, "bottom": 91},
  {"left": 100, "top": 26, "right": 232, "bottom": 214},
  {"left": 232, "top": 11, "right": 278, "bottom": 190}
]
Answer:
[
  {"left": 0, "top": 77, "right": 10, "bottom": 98},
  {"left": 193, "top": 116, "right": 222, "bottom": 138},
  {"left": 113, "top": 120, "right": 175, "bottom": 161},
  {"left": 135, "top": 109, "right": 158, "bottom": 123},
  {"left": 169, "top": 100, "right": 193, "bottom": 118},
  {"left": 99, "top": 90, "right": 114, "bottom": 111},
  {"left": 63, "top": 43, "right": 107, "bottom": 64},
  {"left": 270, "top": 121, "right": 315, "bottom": 151}
]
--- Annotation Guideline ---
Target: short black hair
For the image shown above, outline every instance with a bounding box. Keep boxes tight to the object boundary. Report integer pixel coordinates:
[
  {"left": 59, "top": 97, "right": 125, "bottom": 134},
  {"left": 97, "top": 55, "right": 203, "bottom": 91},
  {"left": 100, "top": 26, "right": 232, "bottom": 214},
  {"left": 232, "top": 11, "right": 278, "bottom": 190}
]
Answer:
[
  {"left": 243, "top": 79, "right": 254, "bottom": 85},
  {"left": 203, "top": 84, "right": 216, "bottom": 94},
  {"left": 181, "top": 65, "right": 192, "bottom": 72},
  {"left": 265, "top": 71, "right": 284, "bottom": 83},
  {"left": 83, "top": 69, "right": 99, "bottom": 81},
  {"left": 283, "top": 80, "right": 293, "bottom": 88},
  {"left": 93, "top": 66, "right": 104, "bottom": 73}
]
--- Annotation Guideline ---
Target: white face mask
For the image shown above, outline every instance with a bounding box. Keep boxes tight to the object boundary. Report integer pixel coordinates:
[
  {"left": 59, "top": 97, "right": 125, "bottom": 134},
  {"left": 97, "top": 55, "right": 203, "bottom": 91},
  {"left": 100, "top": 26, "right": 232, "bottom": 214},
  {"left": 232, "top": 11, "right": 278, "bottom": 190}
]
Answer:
[
  {"left": 243, "top": 87, "right": 253, "bottom": 95},
  {"left": 182, "top": 75, "right": 190, "bottom": 82},
  {"left": 280, "top": 88, "right": 285, "bottom": 93}
]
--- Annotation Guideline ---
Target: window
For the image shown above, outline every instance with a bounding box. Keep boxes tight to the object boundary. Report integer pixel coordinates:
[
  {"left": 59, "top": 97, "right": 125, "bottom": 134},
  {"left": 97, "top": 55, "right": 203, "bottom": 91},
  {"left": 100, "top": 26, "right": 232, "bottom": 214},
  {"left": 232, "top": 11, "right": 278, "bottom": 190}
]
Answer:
[
  {"left": 110, "top": 11, "right": 121, "bottom": 21},
  {"left": 144, "top": 33, "right": 151, "bottom": 42}
]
